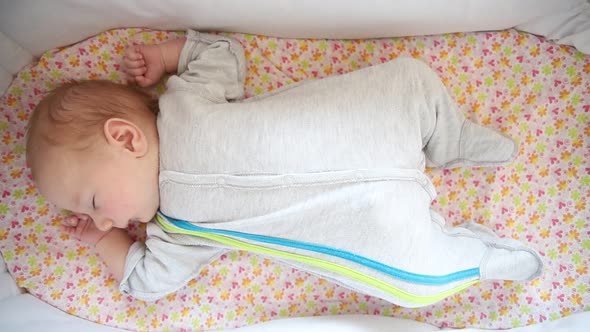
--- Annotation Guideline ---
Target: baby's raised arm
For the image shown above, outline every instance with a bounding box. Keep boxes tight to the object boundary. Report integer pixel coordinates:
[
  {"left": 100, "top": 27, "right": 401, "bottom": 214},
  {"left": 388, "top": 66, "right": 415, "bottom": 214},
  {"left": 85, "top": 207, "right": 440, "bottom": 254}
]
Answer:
[{"left": 123, "top": 37, "right": 187, "bottom": 87}]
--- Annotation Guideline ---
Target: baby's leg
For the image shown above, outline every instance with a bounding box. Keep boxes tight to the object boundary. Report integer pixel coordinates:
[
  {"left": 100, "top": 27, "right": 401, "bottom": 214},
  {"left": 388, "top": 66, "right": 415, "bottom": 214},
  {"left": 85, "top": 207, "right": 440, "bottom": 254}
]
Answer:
[{"left": 404, "top": 58, "right": 518, "bottom": 168}]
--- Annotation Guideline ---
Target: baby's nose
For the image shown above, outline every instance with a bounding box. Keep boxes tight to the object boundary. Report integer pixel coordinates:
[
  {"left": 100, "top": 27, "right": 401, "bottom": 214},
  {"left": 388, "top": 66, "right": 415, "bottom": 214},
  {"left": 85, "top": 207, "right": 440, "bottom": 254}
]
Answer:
[{"left": 95, "top": 218, "right": 113, "bottom": 232}]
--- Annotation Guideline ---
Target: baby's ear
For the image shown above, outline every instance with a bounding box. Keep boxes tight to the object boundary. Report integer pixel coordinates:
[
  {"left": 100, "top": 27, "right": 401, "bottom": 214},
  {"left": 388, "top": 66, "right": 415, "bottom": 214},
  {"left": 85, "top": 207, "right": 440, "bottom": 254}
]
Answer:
[{"left": 103, "top": 118, "right": 148, "bottom": 157}]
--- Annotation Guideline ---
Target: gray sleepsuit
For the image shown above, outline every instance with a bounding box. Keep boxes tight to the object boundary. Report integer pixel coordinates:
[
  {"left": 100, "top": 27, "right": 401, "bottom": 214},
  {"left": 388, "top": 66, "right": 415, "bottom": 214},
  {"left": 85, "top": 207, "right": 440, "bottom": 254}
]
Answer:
[{"left": 120, "top": 30, "right": 542, "bottom": 307}]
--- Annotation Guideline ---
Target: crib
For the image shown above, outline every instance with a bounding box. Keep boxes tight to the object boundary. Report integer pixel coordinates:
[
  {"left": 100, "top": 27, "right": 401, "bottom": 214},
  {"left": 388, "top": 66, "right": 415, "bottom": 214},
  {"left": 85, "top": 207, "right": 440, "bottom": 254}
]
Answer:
[{"left": 1, "top": 1, "right": 589, "bottom": 331}]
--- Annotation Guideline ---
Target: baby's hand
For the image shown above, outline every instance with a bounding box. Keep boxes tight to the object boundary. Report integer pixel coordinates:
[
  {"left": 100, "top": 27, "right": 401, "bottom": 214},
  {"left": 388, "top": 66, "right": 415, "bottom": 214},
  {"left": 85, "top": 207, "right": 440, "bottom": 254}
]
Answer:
[
  {"left": 123, "top": 44, "right": 166, "bottom": 87},
  {"left": 63, "top": 213, "right": 111, "bottom": 246}
]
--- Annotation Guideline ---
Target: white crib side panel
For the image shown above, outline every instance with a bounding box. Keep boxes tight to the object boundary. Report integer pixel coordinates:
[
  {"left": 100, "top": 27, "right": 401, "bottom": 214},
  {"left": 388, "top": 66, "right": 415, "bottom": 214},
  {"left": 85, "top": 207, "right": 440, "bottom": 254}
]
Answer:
[{"left": 0, "top": 0, "right": 588, "bottom": 56}]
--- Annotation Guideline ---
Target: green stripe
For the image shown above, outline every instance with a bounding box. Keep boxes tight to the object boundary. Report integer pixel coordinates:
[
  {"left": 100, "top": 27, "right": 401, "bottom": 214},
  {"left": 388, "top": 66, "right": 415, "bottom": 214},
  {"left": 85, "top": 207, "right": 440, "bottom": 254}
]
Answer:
[{"left": 156, "top": 215, "right": 478, "bottom": 305}]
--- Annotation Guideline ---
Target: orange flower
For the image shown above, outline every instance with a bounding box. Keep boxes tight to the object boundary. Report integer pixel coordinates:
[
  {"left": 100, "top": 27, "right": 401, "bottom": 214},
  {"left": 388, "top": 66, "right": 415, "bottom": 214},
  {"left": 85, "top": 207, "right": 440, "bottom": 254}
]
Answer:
[
  {"left": 150, "top": 317, "right": 161, "bottom": 329},
  {"left": 559, "top": 89, "right": 570, "bottom": 100},
  {"left": 505, "top": 114, "right": 517, "bottom": 124},
  {"left": 325, "top": 287, "right": 335, "bottom": 299},
  {"left": 509, "top": 293, "right": 519, "bottom": 304},
  {"left": 500, "top": 57, "right": 510, "bottom": 67},
  {"left": 525, "top": 93, "right": 535, "bottom": 104},
  {"left": 265, "top": 274, "right": 276, "bottom": 286},
  {"left": 38, "top": 205, "right": 48, "bottom": 216},
  {"left": 68, "top": 56, "right": 80, "bottom": 67},
  {"left": 501, "top": 100, "right": 510, "bottom": 110},
  {"left": 51, "top": 290, "right": 63, "bottom": 300},
  {"left": 528, "top": 152, "right": 539, "bottom": 164},
  {"left": 510, "top": 87, "right": 521, "bottom": 98},
  {"left": 89, "top": 44, "right": 99, "bottom": 54},
  {"left": 126, "top": 306, "right": 137, "bottom": 318},
  {"left": 78, "top": 278, "right": 88, "bottom": 288},
  {"left": 23, "top": 217, "right": 34, "bottom": 227},
  {"left": 211, "top": 274, "right": 222, "bottom": 287},
  {"left": 499, "top": 306, "right": 509, "bottom": 316},
  {"left": 312, "top": 50, "right": 323, "bottom": 62},
  {"left": 558, "top": 242, "right": 569, "bottom": 254},
  {"left": 494, "top": 70, "right": 503, "bottom": 81},
  {"left": 461, "top": 45, "right": 472, "bottom": 56},
  {"left": 566, "top": 167, "right": 578, "bottom": 178},
  {"left": 114, "top": 43, "right": 125, "bottom": 55},
  {"left": 191, "top": 294, "right": 201, "bottom": 305},
  {"left": 2, "top": 132, "right": 12, "bottom": 145},
  {"left": 25, "top": 233, "right": 38, "bottom": 246},
  {"left": 111, "top": 292, "right": 122, "bottom": 302},
  {"left": 2, "top": 152, "right": 14, "bottom": 165},
  {"left": 396, "top": 41, "right": 407, "bottom": 52},
  {"left": 492, "top": 42, "right": 501, "bottom": 52},
  {"left": 526, "top": 193, "right": 536, "bottom": 205},
  {"left": 242, "top": 293, "right": 254, "bottom": 305},
  {"left": 447, "top": 65, "right": 457, "bottom": 76},
  {"left": 43, "top": 275, "right": 56, "bottom": 286},
  {"left": 457, "top": 95, "right": 467, "bottom": 106},
  {"left": 473, "top": 199, "right": 482, "bottom": 209},
  {"left": 43, "top": 254, "right": 54, "bottom": 267},
  {"left": 560, "top": 307, "right": 572, "bottom": 317},
  {"left": 576, "top": 264, "right": 588, "bottom": 275},
  {"left": 570, "top": 293, "right": 583, "bottom": 306},
  {"left": 563, "top": 276, "right": 576, "bottom": 287},
  {"left": 575, "top": 200, "right": 586, "bottom": 211}
]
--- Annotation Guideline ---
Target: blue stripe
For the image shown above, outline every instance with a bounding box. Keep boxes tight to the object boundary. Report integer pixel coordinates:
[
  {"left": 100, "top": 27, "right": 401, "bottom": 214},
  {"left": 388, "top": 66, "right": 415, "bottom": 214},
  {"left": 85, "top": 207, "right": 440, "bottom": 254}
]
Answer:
[{"left": 162, "top": 214, "right": 480, "bottom": 285}]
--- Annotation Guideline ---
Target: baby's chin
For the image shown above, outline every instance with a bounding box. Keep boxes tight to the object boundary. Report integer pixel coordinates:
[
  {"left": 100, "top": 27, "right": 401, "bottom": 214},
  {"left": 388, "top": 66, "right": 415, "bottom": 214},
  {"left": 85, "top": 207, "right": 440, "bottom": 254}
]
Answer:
[{"left": 143, "top": 203, "right": 160, "bottom": 223}]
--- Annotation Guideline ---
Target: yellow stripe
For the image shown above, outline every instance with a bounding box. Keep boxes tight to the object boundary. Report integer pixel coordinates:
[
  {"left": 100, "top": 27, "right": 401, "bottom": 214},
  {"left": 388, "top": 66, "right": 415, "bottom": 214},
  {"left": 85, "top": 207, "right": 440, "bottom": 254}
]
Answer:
[{"left": 156, "top": 215, "right": 478, "bottom": 305}]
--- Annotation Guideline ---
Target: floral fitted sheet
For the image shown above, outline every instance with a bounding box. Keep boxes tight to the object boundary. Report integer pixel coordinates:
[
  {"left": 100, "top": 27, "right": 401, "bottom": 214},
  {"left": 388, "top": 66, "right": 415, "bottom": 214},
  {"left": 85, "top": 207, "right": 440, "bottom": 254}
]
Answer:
[{"left": 0, "top": 28, "right": 588, "bottom": 331}]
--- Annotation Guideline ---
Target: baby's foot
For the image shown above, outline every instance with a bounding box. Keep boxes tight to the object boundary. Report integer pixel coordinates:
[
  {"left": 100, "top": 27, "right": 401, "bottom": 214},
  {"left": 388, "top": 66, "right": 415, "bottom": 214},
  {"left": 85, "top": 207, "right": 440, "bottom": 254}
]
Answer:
[{"left": 457, "top": 120, "right": 518, "bottom": 168}]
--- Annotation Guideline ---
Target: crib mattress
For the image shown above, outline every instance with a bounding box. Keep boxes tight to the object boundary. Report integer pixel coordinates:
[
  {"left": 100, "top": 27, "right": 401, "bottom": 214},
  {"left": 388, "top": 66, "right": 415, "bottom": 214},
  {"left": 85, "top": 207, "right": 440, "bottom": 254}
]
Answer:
[{"left": 0, "top": 28, "right": 588, "bottom": 331}]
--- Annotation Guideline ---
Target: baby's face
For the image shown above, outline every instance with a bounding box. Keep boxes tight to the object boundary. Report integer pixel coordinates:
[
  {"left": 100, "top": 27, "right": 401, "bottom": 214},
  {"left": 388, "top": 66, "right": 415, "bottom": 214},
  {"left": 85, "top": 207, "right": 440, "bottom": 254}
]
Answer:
[{"left": 34, "top": 142, "right": 160, "bottom": 231}]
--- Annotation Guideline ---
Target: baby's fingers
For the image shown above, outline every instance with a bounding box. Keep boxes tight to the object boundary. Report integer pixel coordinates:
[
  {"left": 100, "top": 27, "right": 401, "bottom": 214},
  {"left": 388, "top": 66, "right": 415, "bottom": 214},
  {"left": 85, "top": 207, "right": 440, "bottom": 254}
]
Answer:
[
  {"left": 126, "top": 66, "right": 148, "bottom": 77},
  {"left": 124, "top": 46, "right": 143, "bottom": 60},
  {"left": 61, "top": 224, "right": 78, "bottom": 239},
  {"left": 123, "top": 56, "right": 145, "bottom": 69},
  {"left": 64, "top": 215, "right": 79, "bottom": 227},
  {"left": 134, "top": 76, "right": 152, "bottom": 88}
]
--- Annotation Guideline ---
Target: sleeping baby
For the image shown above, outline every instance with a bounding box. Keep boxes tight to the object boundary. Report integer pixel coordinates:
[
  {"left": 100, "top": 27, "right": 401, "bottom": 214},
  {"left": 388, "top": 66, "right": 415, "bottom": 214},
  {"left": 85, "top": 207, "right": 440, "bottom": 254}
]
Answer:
[{"left": 25, "top": 29, "right": 542, "bottom": 307}]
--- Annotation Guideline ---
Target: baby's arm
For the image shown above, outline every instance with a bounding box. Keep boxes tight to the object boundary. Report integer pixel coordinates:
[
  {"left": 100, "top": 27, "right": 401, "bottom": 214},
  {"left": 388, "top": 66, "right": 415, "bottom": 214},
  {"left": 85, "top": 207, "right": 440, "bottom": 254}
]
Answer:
[
  {"left": 123, "top": 37, "right": 187, "bottom": 87},
  {"left": 63, "top": 216, "right": 132, "bottom": 281},
  {"left": 125, "top": 30, "right": 245, "bottom": 100},
  {"left": 166, "top": 30, "right": 246, "bottom": 101}
]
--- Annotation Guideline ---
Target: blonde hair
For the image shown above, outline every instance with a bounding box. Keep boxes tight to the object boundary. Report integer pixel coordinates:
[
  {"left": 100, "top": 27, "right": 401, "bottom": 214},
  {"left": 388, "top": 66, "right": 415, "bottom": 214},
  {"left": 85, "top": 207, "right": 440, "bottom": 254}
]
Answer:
[{"left": 26, "top": 80, "right": 158, "bottom": 165}]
